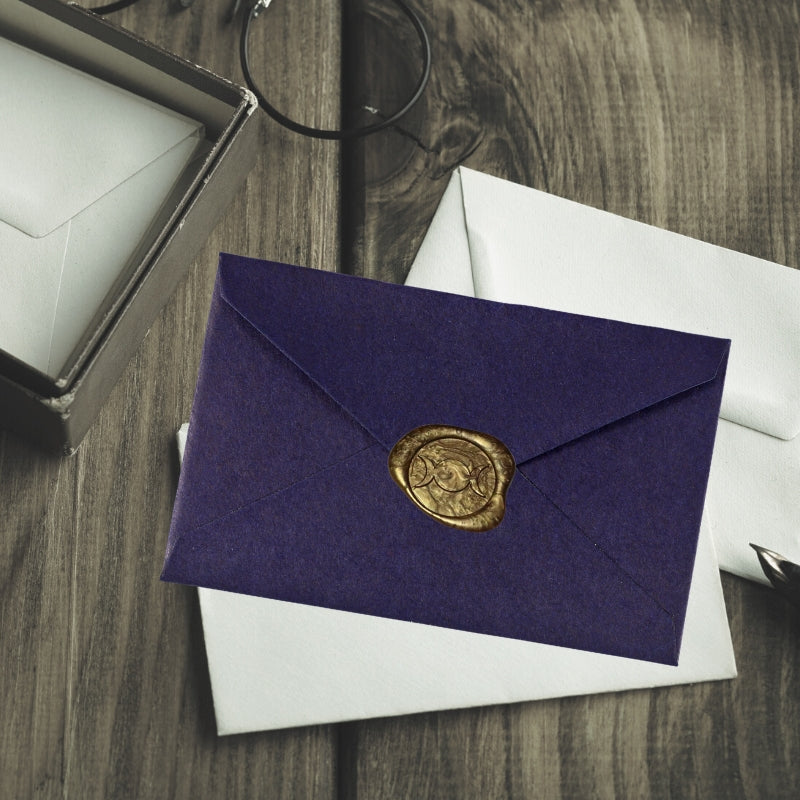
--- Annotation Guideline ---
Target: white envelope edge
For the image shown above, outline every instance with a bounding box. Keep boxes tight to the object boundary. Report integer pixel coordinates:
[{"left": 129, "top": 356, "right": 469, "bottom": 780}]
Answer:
[
  {"left": 406, "top": 166, "right": 800, "bottom": 585},
  {"left": 178, "top": 418, "right": 736, "bottom": 736}
]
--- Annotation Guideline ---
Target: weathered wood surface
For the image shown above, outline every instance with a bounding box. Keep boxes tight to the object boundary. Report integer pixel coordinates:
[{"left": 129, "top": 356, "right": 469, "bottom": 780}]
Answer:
[
  {"left": 1, "top": 1, "right": 341, "bottom": 798},
  {"left": 2, "top": 0, "right": 800, "bottom": 798}
]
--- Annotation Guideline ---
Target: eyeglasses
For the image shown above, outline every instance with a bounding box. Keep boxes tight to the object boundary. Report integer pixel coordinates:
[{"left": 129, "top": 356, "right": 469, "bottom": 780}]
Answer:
[{"left": 87, "top": 0, "right": 432, "bottom": 140}]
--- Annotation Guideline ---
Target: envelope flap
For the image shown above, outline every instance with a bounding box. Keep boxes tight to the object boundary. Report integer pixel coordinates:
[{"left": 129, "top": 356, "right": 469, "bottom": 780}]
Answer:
[
  {"left": 0, "top": 37, "right": 202, "bottom": 237},
  {"left": 218, "top": 255, "right": 729, "bottom": 463}
]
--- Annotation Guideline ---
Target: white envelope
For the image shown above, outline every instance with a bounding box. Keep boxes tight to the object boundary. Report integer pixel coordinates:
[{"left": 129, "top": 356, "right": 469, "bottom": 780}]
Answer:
[
  {"left": 178, "top": 251, "right": 737, "bottom": 734},
  {"left": 0, "top": 37, "right": 204, "bottom": 377},
  {"left": 406, "top": 167, "right": 800, "bottom": 585}
]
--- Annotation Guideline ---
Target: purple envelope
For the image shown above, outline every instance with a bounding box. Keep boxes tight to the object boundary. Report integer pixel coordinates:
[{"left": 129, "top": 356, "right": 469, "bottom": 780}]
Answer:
[{"left": 162, "top": 254, "right": 729, "bottom": 665}]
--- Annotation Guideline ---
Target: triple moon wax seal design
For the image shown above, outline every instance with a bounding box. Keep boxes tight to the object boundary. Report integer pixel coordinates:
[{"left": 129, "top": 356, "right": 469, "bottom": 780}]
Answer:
[{"left": 388, "top": 425, "right": 515, "bottom": 532}]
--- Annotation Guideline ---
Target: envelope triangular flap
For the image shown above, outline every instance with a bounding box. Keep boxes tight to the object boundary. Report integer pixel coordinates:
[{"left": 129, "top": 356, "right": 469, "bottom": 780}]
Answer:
[
  {"left": 0, "top": 37, "right": 203, "bottom": 237},
  {"left": 218, "top": 255, "right": 729, "bottom": 463}
]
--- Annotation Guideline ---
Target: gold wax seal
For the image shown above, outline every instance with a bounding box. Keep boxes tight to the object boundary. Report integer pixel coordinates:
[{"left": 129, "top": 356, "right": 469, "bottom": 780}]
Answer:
[{"left": 388, "top": 425, "right": 515, "bottom": 532}]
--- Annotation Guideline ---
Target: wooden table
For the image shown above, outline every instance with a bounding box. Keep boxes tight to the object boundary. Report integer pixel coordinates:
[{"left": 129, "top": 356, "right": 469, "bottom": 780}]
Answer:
[{"left": 3, "top": 0, "right": 799, "bottom": 797}]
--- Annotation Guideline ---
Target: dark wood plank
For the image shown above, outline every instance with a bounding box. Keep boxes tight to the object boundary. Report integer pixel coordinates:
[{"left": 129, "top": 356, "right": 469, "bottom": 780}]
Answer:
[
  {"left": 1, "top": 1, "right": 341, "bottom": 797},
  {"left": 340, "top": 0, "right": 800, "bottom": 797},
  {"left": 345, "top": 0, "right": 800, "bottom": 282}
]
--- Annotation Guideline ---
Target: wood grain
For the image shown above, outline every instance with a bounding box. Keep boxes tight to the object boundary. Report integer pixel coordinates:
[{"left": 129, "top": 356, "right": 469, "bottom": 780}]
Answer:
[
  {"left": 341, "top": 0, "right": 800, "bottom": 798},
  {"left": 1, "top": 1, "right": 340, "bottom": 797},
  {"left": 3, "top": 0, "right": 800, "bottom": 798},
  {"left": 345, "top": 0, "right": 800, "bottom": 282}
]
